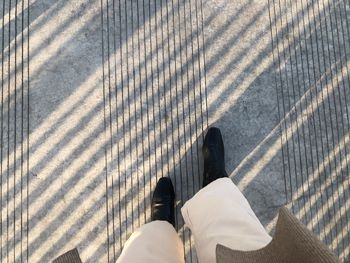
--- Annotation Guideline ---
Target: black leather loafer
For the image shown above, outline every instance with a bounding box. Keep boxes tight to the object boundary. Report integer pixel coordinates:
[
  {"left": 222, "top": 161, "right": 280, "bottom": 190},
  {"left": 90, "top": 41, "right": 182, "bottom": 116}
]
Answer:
[
  {"left": 202, "top": 127, "right": 228, "bottom": 187},
  {"left": 151, "top": 177, "right": 175, "bottom": 227}
]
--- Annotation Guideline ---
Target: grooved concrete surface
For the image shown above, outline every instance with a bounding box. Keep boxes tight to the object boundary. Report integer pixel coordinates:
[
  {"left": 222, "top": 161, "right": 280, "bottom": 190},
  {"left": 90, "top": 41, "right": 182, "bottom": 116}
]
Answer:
[
  {"left": 1, "top": 0, "right": 349, "bottom": 262},
  {"left": 270, "top": 0, "right": 350, "bottom": 261}
]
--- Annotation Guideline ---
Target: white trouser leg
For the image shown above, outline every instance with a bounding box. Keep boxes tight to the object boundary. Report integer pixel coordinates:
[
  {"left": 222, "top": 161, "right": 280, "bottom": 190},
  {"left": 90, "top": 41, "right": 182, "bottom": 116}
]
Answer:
[
  {"left": 116, "top": 220, "right": 185, "bottom": 263},
  {"left": 181, "top": 178, "right": 272, "bottom": 263}
]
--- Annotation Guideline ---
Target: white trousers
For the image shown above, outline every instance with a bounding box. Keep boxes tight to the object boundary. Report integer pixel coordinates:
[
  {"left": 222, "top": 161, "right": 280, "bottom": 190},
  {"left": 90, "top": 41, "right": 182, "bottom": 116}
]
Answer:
[{"left": 117, "top": 178, "right": 272, "bottom": 263}]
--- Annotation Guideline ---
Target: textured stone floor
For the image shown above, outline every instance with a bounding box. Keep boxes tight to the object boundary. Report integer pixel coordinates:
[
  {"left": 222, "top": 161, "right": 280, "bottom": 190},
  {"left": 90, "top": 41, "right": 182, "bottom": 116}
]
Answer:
[{"left": 0, "top": 0, "right": 349, "bottom": 262}]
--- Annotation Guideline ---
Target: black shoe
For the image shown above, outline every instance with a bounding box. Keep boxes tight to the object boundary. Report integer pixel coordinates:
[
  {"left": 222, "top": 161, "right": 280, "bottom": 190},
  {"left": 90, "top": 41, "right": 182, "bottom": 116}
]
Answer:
[
  {"left": 202, "top": 127, "right": 228, "bottom": 187},
  {"left": 151, "top": 177, "right": 175, "bottom": 227}
]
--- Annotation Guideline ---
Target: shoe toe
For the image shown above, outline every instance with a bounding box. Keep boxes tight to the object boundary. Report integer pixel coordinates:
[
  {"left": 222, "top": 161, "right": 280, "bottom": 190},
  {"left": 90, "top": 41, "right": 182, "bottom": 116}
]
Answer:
[
  {"left": 204, "top": 127, "right": 223, "bottom": 145},
  {"left": 153, "top": 177, "right": 175, "bottom": 199}
]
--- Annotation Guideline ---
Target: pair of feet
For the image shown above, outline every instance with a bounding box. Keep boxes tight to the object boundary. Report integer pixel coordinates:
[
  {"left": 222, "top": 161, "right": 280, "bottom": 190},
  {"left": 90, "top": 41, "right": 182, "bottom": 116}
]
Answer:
[{"left": 151, "top": 127, "right": 228, "bottom": 227}]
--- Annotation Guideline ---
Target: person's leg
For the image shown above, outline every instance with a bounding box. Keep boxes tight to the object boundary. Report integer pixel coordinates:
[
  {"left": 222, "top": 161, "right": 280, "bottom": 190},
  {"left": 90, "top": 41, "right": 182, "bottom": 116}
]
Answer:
[
  {"left": 181, "top": 178, "right": 271, "bottom": 263},
  {"left": 181, "top": 127, "right": 271, "bottom": 263},
  {"left": 117, "top": 220, "right": 184, "bottom": 263},
  {"left": 117, "top": 178, "right": 184, "bottom": 263}
]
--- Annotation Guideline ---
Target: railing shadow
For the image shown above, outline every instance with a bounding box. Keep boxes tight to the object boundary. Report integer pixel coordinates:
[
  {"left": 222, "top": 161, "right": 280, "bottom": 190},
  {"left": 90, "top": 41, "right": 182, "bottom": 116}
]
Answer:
[{"left": 0, "top": 0, "right": 349, "bottom": 262}]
